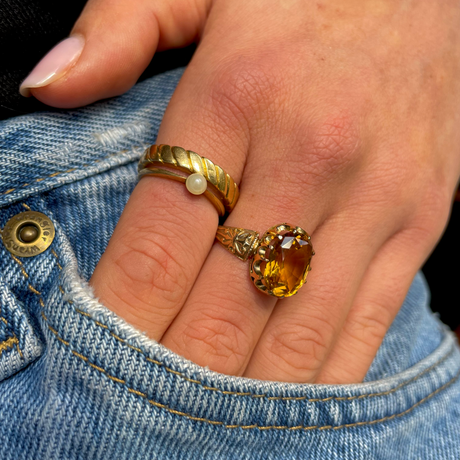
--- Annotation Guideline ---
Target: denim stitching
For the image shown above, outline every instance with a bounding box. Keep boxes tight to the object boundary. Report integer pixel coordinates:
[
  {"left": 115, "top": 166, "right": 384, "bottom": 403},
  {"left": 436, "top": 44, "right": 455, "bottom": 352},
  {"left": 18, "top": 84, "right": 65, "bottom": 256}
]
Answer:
[
  {"left": 10, "top": 253, "right": 41, "bottom": 295},
  {"left": 1, "top": 147, "right": 143, "bottom": 196},
  {"left": 48, "top": 247, "right": 456, "bottom": 402},
  {"left": 58, "top": 293, "right": 460, "bottom": 403},
  {"left": 5, "top": 210, "right": 459, "bottom": 427},
  {"left": 4, "top": 207, "right": 457, "bottom": 405},
  {"left": 0, "top": 230, "right": 24, "bottom": 359},
  {"left": 40, "top": 322, "right": 460, "bottom": 431},
  {"left": 28, "top": 285, "right": 41, "bottom": 295},
  {"left": 1, "top": 232, "right": 41, "bottom": 297},
  {"left": 45, "top": 243, "right": 458, "bottom": 402},
  {"left": 0, "top": 301, "right": 24, "bottom": 360},
  {"left": 0, "top": 316, "right": 23, "bottom": 358},
  {"left": 0, "top": 336, "right": 20, "bottom": 357},
  {"left": 0, "top": 315, "right": 23, "bottom": 358},
  {"left": 50, "top": 250, "right": 62, "bottom": 270},
  {"left": 10, "top": 254, "right": 29, "bottom": 278}
]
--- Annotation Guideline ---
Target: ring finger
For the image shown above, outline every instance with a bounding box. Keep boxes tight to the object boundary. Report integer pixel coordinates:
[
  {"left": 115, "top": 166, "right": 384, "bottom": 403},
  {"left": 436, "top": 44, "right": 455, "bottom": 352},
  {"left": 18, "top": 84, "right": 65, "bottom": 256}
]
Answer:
[
  {"left": 160, "top": 137, "right": 337, "bottom": 375},
  {"left": 242, "top": 200, "right": 404, "bottom": 383}
]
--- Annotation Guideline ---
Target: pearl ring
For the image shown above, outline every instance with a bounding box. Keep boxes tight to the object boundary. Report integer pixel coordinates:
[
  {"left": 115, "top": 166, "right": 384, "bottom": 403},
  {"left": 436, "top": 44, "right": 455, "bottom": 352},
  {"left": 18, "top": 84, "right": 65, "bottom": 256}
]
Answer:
[{"left": 138, "top": 144, "right": 240, "bottom": 216}]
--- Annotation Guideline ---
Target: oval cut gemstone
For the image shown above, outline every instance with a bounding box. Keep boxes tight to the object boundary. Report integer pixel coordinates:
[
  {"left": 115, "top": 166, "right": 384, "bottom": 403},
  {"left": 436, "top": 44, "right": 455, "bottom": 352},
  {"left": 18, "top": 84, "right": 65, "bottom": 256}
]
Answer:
[{"left": 262, "top": 228, "right": 313, "bottom": 297}]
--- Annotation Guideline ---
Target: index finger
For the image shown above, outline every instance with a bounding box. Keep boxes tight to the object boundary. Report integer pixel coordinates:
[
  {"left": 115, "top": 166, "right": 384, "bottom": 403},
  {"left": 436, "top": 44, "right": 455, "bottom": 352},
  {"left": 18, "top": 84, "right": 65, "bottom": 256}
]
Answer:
[{"left": 89, "top": 61, "right": 249, "bottom": 340}]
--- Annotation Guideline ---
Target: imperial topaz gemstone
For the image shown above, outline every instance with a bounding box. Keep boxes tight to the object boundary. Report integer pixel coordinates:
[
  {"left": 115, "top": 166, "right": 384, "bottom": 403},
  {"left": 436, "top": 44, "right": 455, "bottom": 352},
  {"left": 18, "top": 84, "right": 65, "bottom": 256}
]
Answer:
[{"left": 250, "top": 224, "right": 313, "bottom": 297}]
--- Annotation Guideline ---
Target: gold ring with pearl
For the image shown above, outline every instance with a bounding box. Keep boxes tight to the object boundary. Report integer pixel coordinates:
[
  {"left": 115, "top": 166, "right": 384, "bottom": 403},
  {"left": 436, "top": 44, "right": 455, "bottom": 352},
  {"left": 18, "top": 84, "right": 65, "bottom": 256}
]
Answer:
[{"left": 138, "top": 144, "right": 240, "bottom": 216}]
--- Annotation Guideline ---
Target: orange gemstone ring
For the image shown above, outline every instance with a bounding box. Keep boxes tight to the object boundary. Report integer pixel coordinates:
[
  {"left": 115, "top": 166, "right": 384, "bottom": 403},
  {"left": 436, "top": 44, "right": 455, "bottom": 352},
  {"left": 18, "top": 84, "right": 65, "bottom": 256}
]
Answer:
[{"left": 215, "top": 223, "right": 314, "bottom": 298}]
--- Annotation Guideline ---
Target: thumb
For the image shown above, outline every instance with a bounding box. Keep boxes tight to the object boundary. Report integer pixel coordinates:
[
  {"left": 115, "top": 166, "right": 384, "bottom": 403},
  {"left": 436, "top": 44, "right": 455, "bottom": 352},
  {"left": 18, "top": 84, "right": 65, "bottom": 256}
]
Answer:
[{"left": 20, "top": 0, "right": 209, "bottom": 108}]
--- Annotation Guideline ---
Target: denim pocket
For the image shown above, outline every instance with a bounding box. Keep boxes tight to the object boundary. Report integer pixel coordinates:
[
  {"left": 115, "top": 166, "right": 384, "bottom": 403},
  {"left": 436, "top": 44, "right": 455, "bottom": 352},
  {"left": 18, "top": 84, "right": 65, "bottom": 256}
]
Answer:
[{"left": 6, "top": 227, "right": 455, "bottom": 460}]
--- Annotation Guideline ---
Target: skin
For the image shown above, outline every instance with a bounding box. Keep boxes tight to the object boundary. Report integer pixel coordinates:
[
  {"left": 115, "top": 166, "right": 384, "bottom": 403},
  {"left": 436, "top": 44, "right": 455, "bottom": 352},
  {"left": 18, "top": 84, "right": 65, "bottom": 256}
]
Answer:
[{"left": 28, "top": 0, "right": 460, "bottom": 383}]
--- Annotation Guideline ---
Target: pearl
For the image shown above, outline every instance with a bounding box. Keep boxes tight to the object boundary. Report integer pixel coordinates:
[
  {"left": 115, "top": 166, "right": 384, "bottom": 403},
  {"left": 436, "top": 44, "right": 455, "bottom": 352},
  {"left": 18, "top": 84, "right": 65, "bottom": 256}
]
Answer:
[{"left": 186, "top": 173, "right": 207, "bottom": 195}]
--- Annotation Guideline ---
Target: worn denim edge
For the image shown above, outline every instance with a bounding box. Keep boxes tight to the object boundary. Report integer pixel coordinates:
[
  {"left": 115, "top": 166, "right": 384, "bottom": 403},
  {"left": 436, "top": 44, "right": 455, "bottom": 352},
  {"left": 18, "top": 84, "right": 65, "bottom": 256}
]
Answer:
[{"left": 54, "top": 233, "right": 460, "bottom": 399}]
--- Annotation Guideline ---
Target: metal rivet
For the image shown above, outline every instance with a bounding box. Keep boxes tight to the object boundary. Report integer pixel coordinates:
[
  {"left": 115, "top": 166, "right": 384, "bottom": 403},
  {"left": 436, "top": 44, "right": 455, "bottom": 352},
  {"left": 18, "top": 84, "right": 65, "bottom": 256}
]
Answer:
[
  {"left": 18, "top": 224, "right": 39, "bottom": 243},
  {"left": 2, "top": 211, "right": 55, "bottom": 257}
]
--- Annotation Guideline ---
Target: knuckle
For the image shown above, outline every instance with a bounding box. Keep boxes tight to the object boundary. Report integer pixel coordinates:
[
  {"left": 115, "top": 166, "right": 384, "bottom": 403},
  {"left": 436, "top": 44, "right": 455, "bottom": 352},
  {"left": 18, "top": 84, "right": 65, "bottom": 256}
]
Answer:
[
  {"left": 111, "top": 226, "right": 189, "bottom": 307},
  {"left": 307, "top": 113, "right": 361, "bottom": 171},
  {"left": 246, "top": 110, "right": 363, "bottom": 204},
  {"left": 206, "top": 56, "right": 283, "bottom": 130},
  {"left": 280, "top": 111, "right": 362, "bottom": 188},
  {"left": 405, "top": 182, "right": 452, "bottom": 241},
  {"left": 264, "top": 320, "right": 331, "bottom": 378},
  {"left": 180, "top": 308, "right": 251, "bottom": 373}
]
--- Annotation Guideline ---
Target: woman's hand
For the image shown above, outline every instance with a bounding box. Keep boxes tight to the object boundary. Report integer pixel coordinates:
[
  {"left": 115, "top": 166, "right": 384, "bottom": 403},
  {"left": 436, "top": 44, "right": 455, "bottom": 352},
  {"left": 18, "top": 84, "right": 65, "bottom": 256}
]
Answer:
[{"left": 23, "top": 0, "right": 460, "bottom": 383}]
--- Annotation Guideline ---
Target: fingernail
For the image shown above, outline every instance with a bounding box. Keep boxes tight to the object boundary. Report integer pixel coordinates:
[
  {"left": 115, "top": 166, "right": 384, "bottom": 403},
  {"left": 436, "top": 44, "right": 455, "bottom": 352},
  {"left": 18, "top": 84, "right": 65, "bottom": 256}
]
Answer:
[{"left": 19, "top": 35, "right": 85, "bottom": 97}]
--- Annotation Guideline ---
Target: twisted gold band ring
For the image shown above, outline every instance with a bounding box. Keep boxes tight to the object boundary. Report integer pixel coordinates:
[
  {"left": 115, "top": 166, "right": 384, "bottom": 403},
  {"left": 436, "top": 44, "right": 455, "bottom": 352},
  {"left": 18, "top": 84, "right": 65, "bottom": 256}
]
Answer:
[{"left": 138, "top": 144, "right": 240, "bottom": 216}]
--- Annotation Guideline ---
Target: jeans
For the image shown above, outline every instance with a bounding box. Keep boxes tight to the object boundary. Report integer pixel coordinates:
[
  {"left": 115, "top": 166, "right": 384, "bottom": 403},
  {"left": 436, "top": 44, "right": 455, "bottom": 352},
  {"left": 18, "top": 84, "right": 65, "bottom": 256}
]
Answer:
[{"left": 0, "top": 67, "right": 459, "bottom": 460}]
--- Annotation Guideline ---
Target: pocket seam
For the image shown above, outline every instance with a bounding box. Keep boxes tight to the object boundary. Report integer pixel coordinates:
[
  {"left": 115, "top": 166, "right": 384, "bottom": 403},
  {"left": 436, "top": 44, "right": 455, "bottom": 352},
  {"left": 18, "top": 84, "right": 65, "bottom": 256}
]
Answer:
[
  {"left": 43, "top": 317, "right": 460, "bottom": 431},
  {"left": 9, "top": 203, "right": 458, "bottom": 408},
  {"left": 46, "top": 237, "right": 457, "bottom": 402}
]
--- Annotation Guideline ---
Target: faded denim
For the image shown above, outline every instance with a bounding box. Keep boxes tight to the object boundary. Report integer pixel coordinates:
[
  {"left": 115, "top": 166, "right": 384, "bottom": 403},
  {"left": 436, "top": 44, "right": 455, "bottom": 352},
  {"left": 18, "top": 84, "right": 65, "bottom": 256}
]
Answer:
[{"left": 0, "top": 68, "right": 459, "bottom": 459}]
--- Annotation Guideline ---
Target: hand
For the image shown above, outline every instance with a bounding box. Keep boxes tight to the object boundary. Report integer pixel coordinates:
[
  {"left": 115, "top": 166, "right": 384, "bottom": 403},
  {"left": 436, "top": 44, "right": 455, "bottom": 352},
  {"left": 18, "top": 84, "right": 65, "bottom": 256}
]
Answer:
[{"left": 23, "top": 0, "right": 460, "bottom": 383}]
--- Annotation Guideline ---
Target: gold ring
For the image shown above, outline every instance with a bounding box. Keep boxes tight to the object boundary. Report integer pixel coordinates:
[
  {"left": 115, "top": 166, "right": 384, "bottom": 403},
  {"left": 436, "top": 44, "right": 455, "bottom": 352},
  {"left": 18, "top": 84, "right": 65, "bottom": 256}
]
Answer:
[
  {"left": 215, "top": 223, "right": 314, "bottom": 298},
  {"left": 138, "top": 144, "right": 240, "bottom": 216}
]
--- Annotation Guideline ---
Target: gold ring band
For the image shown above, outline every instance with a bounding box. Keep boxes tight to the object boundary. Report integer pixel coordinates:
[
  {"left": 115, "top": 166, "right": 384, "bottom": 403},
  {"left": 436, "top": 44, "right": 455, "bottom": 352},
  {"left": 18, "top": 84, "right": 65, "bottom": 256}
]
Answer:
[
  {"left": 138, "top": 144, "right": 240, "bottom": 216},
  {"left": 138, "top": 167, "right": 226, "bottom": 215},
  {"left": 215, "top": 223, "right": 314, "bottom": 298}
]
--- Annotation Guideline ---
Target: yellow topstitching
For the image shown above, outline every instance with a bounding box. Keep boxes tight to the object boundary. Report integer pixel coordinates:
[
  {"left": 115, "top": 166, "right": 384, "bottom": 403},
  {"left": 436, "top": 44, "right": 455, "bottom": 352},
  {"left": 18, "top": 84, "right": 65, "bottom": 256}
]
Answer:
[
  {"left": 4, "top": 204, "right": 459, "bottom": 428},
  {"left": 0, "top": 336, "right": 20, "bottom": 357},
  {"left": 0, "top": 227, "right": 24, "bottom": 359},
  {"left": 35, "top": 321, "right": 460, "bottom": 431}
]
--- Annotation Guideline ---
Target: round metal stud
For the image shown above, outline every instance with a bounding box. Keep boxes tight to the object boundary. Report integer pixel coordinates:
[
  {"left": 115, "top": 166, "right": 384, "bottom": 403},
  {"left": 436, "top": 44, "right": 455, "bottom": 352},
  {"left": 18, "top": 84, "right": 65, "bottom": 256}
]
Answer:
[
  {"left": 2, "top": 211, "right": 55, "bottom": 257},
  {"left": 18, "top": 225, "right": 39, "bottom": 243}
]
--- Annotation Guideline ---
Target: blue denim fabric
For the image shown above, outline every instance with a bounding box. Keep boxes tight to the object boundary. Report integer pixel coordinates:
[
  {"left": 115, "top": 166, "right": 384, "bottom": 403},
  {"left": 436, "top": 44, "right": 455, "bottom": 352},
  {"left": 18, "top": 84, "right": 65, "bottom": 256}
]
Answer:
[{"left": 0, "top": 68, "right": 459, "bottom": 460}]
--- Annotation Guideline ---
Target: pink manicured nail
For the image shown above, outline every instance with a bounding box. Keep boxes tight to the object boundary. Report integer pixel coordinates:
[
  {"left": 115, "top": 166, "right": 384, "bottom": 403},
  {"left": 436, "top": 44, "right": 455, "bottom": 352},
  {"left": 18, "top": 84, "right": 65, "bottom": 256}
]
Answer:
[{"left": 19, "top": 35, "right": 85, "bottom": 97}]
